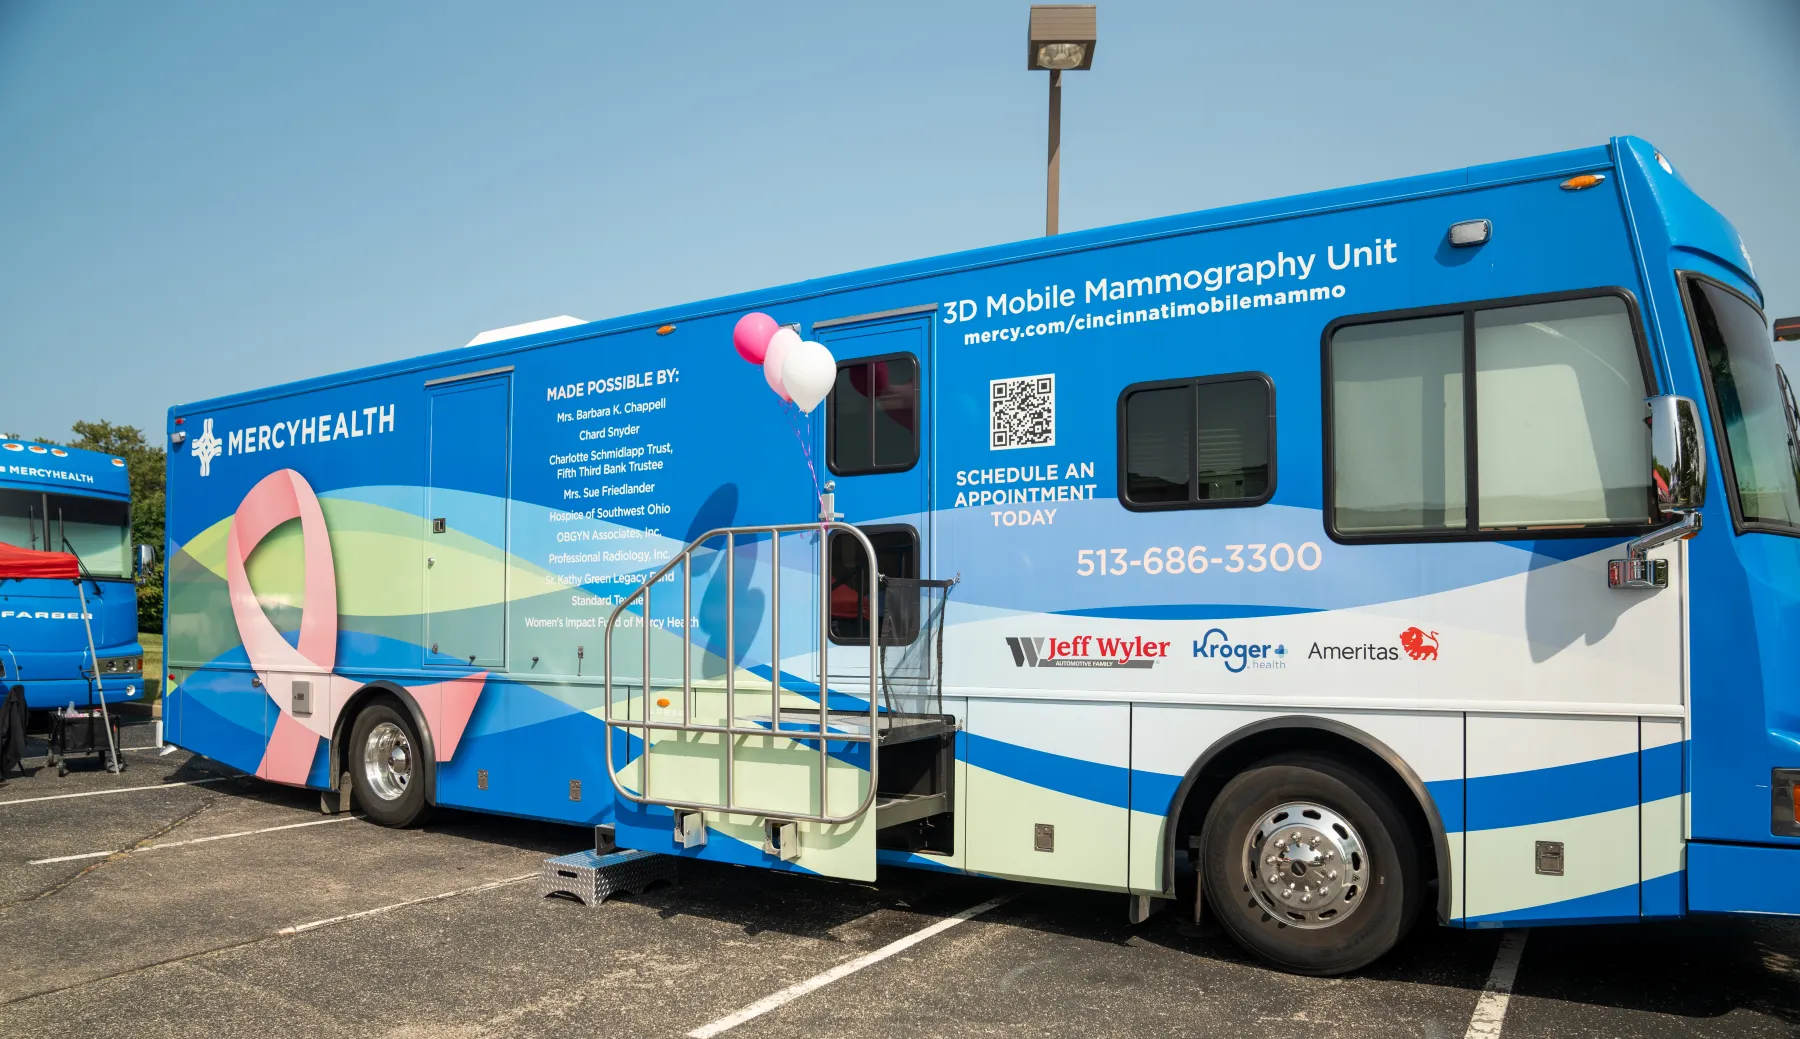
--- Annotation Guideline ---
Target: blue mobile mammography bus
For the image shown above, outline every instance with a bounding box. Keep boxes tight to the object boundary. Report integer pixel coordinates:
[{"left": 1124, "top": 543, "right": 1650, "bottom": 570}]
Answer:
[
  {"left": 163, "top": 137, "right": 1800, "bottom": 974},
  {"left": 1, "top": 439, "right": 149, "bottom": 713}
]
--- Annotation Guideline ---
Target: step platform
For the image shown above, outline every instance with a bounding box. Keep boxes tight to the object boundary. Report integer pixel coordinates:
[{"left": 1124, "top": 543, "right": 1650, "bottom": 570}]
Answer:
[{"left": 540, "top": 848, "right": 677, "bottom": 907}]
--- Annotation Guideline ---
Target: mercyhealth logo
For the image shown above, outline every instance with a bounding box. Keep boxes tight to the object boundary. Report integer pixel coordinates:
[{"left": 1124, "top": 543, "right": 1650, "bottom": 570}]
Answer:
[
  {"left": 1193, "top": 628, "right": 1286, "bottom": 673},
  {"left": 191, "top": 418, "right": 222, "bottom": 477},
  {"left": 1006, "top": 635, "right": 1169, "bottom": 669}
]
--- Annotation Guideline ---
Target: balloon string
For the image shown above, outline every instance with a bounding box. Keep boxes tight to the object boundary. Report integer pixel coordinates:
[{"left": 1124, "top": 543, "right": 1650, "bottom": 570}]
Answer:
[{"left": 784, "top": 402, "right": 824, "bottom": 520}]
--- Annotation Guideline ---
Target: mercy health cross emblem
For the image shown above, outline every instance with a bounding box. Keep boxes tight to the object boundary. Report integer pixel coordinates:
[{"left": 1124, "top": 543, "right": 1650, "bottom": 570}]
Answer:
[{"left": 191, "top": 417, "right": 222, "bottom": 477}]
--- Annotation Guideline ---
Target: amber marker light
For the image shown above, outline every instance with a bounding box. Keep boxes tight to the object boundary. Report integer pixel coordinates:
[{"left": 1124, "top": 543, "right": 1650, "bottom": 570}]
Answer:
[
  {"left": 1560, "top": 174, "right": 1607, "bottom": 191},
  {"left": 656, "top": 697, "right": 671, "bottom": 708},
  {"left": 656, "top": 325, "right": 676, "bottom": 336}
]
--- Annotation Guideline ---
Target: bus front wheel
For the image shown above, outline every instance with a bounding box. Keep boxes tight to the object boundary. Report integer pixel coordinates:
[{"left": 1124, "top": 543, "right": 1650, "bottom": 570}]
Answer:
[
  {"left": 1199, "top": 752, "right": 1421, "bottom": 976},
  {"left": 349, "top": 702, "right": 432, "bottom": 827}
]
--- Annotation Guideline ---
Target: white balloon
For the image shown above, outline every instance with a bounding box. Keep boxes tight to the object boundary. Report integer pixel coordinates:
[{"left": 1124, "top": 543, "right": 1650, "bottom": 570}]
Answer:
[
  {"left": 762, "top": 327, "right": 801, "bottom": 401},
  {"left": 782, "top": 340, "right": 837, "bottom": 413}
]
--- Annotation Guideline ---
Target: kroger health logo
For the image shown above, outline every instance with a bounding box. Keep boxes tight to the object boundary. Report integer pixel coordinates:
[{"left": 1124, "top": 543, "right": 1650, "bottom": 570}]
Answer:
[{"left": 1192, "top": 628, "right": 1286, "bottom": 673}]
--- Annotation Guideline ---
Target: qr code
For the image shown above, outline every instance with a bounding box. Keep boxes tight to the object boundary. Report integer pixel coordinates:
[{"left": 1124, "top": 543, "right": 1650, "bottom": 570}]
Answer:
[{"left": 990, "top": 373, "right": 1055, "bottom": 450}]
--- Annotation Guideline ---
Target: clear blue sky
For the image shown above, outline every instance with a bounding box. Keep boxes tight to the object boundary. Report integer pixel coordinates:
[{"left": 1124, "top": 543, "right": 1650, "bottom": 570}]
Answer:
[{"left": 3, "top": 1, "right": 1797, "bottom": 441}]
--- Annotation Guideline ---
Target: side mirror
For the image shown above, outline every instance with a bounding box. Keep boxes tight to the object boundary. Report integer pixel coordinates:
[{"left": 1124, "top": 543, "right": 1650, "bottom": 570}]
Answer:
[
  {"left": 1649, "top": 395, "right": 1705, "bottom": 515},
  {"left": 134, "top": 544, "right": 157, "bottom": 585},
  {"left": 1612, "top": 395, "right": 1706, "bottom": 590}
]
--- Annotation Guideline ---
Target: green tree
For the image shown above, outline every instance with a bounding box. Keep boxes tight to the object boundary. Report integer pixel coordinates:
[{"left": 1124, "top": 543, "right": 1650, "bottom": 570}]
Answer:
[{"left": 19, "top": 422, "right": 166, "bottom": 633}]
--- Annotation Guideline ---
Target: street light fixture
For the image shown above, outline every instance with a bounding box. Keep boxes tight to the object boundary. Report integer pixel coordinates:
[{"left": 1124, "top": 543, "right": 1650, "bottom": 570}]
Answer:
[{"left": 1027, "top": 5, "right": 1096, "bottom": 236}]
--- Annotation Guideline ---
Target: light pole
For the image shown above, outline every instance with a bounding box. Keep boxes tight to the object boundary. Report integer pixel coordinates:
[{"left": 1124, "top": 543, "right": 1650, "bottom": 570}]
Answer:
[{"left": 1027, "top": 5, "right": 1096, "bottom": 237}]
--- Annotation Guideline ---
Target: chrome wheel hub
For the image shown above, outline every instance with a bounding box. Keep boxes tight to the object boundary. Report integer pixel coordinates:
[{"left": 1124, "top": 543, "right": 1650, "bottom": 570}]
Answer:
[
  {"left": 1242, "top": 801, "right": 1366, "bottom": 929},
  {"left": 363, "top": 721, "right": 412, "bottom": 802}
]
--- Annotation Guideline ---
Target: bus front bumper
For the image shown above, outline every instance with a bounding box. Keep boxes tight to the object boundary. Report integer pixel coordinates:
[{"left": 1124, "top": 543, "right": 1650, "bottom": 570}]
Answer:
[
  {"left": 1688, "top": 841, "right": 1800, "bottom": 916},
  {"left": 15, "top": 677, "right": 145, "bottom": 713}
]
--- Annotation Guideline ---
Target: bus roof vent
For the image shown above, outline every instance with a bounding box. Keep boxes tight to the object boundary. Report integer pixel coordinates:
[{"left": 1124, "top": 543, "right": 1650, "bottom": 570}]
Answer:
[{"left": 466, "top": 315, "right": 588, "bottom": 347}]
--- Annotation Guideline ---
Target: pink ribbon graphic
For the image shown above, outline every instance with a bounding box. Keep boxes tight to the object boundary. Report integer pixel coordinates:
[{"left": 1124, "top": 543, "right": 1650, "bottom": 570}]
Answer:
[{"left": 226, "top": 469, "right": 484, "bottom": 784}]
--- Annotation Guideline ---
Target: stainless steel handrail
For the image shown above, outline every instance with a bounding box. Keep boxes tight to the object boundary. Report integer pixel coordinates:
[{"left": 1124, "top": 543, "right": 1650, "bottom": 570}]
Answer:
[{"left": 602, "top": 516, "right": 880, "bottom": 826}]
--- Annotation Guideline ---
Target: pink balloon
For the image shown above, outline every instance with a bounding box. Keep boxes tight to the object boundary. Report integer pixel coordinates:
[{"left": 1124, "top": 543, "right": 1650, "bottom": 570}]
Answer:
[
  {"left": 763, "top": 328, "right": 800, "bottom": 401},
  {"left": 733, "top": 312, "right": 779, "bottom": 364}
]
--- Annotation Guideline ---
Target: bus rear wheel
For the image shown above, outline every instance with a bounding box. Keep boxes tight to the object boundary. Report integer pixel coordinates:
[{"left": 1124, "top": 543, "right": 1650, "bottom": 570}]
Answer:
[
  {"left": 1199, "top": 752, "right": 1420, "bottom": 976},
  {"left": 349, "top": 702, "right": 432, "bottom": 827}
]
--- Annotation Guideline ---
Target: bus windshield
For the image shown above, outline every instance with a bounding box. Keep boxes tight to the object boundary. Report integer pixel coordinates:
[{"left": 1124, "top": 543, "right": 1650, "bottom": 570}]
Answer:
[
  {"left": 49, "top": 493, "right": 131, "bottom": 577},
  {"left": 0, "top": 488, "right": 46, "bottom": 552},
  {"left": 0, "top": 488, "right": 131, "bottom": 577},
  {"left": 1688, "top": 276, "right": 1800, "bottom": 532}
]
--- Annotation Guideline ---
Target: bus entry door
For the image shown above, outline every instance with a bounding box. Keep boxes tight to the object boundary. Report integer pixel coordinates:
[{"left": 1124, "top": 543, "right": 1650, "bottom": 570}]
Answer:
[
  {"left": 813, "top": 310, "right": 932, "bottom": 679},
  {"left": 424, "top": 374, "right": 511, "bottom": 669}
]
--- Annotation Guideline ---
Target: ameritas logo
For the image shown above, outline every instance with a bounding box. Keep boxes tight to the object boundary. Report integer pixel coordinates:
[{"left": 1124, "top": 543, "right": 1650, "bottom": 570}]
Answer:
[{"left": 1005, "top": 635, "right": 1170, "bottom": 669}]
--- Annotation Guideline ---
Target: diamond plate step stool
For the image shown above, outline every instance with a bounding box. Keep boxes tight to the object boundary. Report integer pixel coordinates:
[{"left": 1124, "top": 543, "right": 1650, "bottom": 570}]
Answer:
[{"left": 540, "top": 848, "right": 677, "bottom": 907}]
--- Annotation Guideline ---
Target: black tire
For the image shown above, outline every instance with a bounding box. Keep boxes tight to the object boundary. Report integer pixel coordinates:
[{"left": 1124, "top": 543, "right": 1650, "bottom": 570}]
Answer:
[
  {"left": 348, "top": 702, "right": 432, "bottom": 827},
  {"left": 1199, "top": 752, "right": 1421, "bottom": 976}
]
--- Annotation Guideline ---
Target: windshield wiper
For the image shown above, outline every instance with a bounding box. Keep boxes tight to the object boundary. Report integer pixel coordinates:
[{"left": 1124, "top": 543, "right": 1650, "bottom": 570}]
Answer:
[{"left": 59, "top": 534, "right": 103, "bottom": 597}]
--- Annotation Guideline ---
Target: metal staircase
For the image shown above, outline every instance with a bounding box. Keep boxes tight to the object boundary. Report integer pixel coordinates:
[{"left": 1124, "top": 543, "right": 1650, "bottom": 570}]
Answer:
[{"left": 601, "top": 493, "right": 955, "bottom": 862}]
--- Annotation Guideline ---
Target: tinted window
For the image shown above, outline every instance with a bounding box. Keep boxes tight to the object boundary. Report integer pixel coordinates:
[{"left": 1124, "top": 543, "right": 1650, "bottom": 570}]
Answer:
[
  {"left": 830, "top": 355, "right": 919, "bottom": 474},
  {"left": 829, "top": 527, "right": 918, "bottom": 644},
  {"left": 1124, "top": 386, "right": 1191, "bottom": 503},
  {"left": 1121, "top": 375, "right": 1272, "bottom": 509}
]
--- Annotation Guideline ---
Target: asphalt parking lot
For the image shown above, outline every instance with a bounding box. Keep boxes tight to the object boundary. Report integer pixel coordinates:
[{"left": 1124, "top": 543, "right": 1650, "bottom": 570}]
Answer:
[{"left": 4, "top": 723, "right": 1800, "bottom": 1039}]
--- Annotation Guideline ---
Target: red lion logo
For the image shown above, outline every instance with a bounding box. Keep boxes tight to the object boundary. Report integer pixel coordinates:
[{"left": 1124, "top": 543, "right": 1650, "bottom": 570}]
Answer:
[{"left": 1399, "top": 627, "right": 1439, "bottom": 661}]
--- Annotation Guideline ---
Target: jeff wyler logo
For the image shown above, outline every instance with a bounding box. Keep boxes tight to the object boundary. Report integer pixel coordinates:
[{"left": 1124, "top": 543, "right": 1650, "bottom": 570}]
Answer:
[
  {"left": 1006, "top": 635, "right": 1170, "bottom": 669},
  {"left": 190, "top": 403, "right": 396, "bottom": 476},
  {"left": 1193, "top": 628, "right": 1286, "bottom": 673}
]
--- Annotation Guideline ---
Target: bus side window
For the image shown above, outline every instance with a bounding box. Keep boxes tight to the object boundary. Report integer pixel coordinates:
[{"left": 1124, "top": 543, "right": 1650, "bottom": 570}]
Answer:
[
  {"left": 828, "top": 525, "right": 919, "bottom": 645},
  {"left": 1117, "top": 373, "right": 1275, "bottom": 510},
  {"left": 828, "top": 355, "right": 919, "bottom": 475},
  {"left": 1327, "top": 292, "right": 1653, "bottom": 539}
]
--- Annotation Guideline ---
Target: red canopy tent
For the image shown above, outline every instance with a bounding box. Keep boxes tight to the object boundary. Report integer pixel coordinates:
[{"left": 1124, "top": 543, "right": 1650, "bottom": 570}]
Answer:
[{"left": 0, "top": 541, "right": 80, "bottom": 580}]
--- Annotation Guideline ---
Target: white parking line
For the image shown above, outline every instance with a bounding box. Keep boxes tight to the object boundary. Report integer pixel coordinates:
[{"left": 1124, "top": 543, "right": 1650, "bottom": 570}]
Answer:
[
  {"left": 0, "top": 775, "right": 233, "bottom": 807},
  {"left": 1464, "top": 930, "right": 1529, "bottom": 1039},
  {"left": 277, "top": 874, "right": 537, "bottom": 935},
  {"left": 686, "top": 893, "right": 1014, "bottom": 1038},
  {"left": 28, "top": 814, "right": 362, "bottom": 864}
]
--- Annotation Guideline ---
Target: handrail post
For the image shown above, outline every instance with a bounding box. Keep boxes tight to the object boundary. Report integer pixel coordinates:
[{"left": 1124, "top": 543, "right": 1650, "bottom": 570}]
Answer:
[
  {"left": 771, "top": 532, "right": 781, "bottom": 739},
  {"left": 725, "top": 531, "right": 736, "bottom": 814},
  {"left": 682, "top": 553, "right": 692, "bottom": 729},
  {"left": 641, "top": 576, "right": 651, "bottom": 803},
  {"left": 818, "top": 525, "right": 830, "bottom": 819}
]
